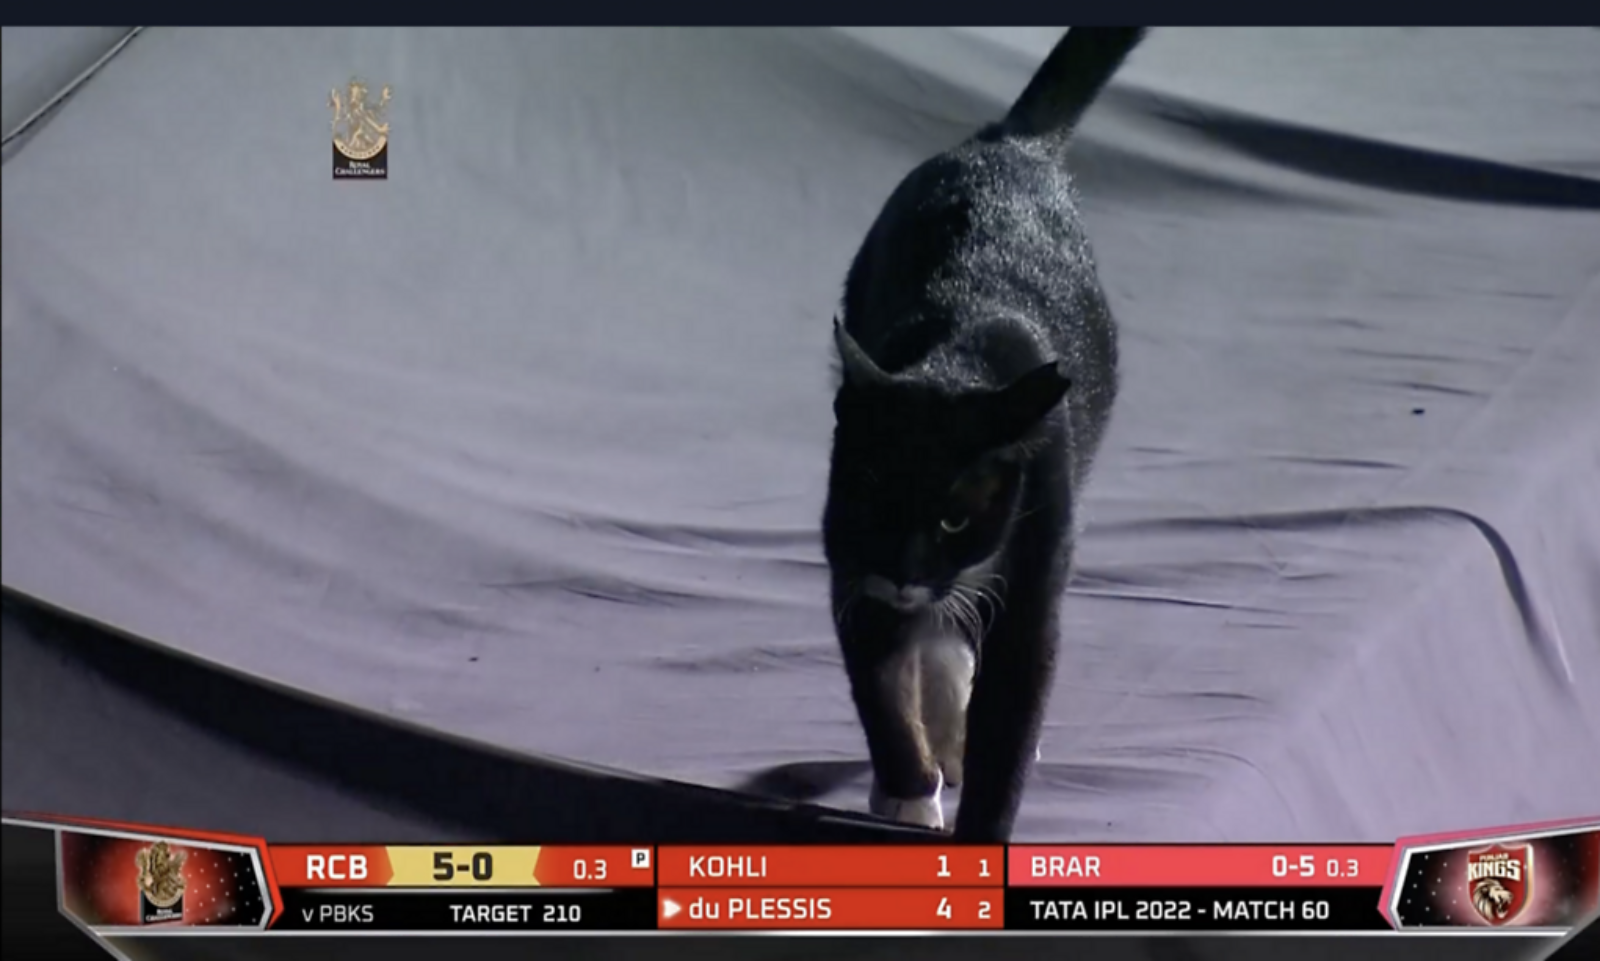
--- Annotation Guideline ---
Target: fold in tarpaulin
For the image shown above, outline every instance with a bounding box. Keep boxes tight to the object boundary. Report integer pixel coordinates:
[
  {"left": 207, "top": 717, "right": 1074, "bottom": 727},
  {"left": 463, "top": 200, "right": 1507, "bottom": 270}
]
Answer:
[
  {"left": 0, "top": 591, "right": 928, "bottom": 843},
  {"left": 3, "top": 27, "right": 1599, "bottom": 843},
  {"left": 1, "top": 27, "right": 140, "bottom": 155}
]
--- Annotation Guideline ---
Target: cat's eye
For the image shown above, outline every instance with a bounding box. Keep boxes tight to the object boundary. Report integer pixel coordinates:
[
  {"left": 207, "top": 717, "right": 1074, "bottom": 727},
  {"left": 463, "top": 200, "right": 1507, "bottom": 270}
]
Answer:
[{"left": 940, "top": 516, "right": 970, "bottom": 535}]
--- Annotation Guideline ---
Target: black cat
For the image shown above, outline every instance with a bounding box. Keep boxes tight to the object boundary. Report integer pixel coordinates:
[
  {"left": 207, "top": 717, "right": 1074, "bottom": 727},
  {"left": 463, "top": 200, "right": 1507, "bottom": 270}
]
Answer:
[{"left": 822, "top": 27, "right": 1145, "bottom": 842}]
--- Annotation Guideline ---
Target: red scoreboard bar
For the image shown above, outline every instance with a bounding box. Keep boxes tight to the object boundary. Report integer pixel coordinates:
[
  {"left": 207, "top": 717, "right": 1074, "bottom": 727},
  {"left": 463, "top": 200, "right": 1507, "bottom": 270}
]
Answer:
[
  {"left": 1006, "top": 843, "right": 1394, "bottom": 931},
  {"left": 27, "top": 814, "right": 1600, "bottom": 935},
  {"left": 1009, "top": 844, "right": 1392, "bottom": 886}
]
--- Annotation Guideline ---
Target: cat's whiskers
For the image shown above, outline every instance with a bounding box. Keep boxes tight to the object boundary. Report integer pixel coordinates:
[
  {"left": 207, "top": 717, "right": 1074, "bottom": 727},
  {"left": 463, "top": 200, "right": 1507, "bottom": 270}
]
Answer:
[
  {"left": 971, "top": 572, "right": 1008, "bottom": 615},
  {"left": 937, "top": 585, "right": 987, "bottom": 648},
  {"left": 1010, "top": 505, "right": 1045, "bottom": 526},
  {"left": 968, "top": 586, "right": 1001, "bottom": 632},
  {"left": 973, "top": 587, "right": 993, "bottom": 632},
  {"left": 834, "top": 579, "right": 864, "bottom": 628},
  {"left": 935, "top": 592, "right": 961, "bottom": 643},
  {"left": 950, "top": 572, "right": 1007, "bottom": 635},
  {"left": 959, "top": 591, "right": 985, "bottom": 645},
  {"left": 932, "top": 596, "right": 954, "bottom": 638}
]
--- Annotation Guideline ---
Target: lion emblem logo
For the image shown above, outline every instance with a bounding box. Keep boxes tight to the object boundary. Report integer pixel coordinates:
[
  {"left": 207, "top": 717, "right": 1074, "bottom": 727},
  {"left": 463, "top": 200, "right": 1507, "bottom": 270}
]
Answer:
[
  {"left": 135, "top": 841, "right": 188, "bottom": 914},
  {"left": 329, "top": 78, "right": 392, "bottom": 161},
  {"left": 1471, "top": 878, "right": 1516, "bottom": 920},
  {"left": 1465, "top": 843, "right": 1533, "bottom": 926}
]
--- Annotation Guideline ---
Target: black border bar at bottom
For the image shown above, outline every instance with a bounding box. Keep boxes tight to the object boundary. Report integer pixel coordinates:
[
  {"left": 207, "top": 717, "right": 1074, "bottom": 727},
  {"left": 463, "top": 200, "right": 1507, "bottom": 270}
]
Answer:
[{"left": 1006, "top": 886, "right": 1391, "bottom": 931}]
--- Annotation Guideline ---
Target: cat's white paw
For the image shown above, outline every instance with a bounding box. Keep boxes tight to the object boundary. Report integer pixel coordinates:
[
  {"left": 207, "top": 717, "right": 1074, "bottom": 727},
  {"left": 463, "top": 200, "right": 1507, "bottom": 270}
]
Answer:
[
  {"left": 870, "top": 772, "right": 945, "bottom": 830},
  {"left": 938, "top": 753, "right": 963, "bottom": 789}
]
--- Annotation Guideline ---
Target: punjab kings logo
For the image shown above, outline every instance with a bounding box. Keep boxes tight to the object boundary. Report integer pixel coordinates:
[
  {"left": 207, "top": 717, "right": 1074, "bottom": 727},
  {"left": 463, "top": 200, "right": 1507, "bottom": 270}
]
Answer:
[{"left": 1466, "top": 843, "right": 1533, "bottom": 925}]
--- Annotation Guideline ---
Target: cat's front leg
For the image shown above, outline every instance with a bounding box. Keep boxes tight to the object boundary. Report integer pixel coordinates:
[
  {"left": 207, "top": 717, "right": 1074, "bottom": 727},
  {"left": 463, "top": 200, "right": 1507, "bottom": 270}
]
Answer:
[
  {"left": 836, "top": 590, "right": 945, "bottom": 830},
  {"left": 951, "top": 591, "right": 1059, "bottom": 843}
]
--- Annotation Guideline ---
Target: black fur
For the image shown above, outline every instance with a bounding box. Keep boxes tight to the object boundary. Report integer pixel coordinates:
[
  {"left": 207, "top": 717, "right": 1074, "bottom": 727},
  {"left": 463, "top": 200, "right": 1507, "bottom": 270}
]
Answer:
[{"left": 821, "top": 27, "right": 1145, "bottom": 842}]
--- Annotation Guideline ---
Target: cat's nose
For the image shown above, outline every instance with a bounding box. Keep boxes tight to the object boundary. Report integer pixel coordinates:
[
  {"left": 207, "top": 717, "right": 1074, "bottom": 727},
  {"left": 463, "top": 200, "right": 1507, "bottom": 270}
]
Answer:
[
  {"left": 863, "top": 574, "right": 932, "bottom": 611},
  {"left": 893, "top": 584, "right": 934, "bottom": 609}
]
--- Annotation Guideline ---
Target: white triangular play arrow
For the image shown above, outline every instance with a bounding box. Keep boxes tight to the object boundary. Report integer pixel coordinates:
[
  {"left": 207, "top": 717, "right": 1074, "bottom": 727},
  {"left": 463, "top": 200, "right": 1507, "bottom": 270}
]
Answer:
[{"left": 663, "top": 898, "right": 681, "bottom": 919}]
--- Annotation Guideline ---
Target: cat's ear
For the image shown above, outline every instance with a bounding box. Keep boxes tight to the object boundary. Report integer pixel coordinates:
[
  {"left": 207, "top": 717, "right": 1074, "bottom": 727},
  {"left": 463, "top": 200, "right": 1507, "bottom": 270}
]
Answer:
[
  {"left": 833, "top": 318, "right": 890, "bottom": 389},
  {"left": 982, "top": 360, "right": 1071, "bottom": 448}
]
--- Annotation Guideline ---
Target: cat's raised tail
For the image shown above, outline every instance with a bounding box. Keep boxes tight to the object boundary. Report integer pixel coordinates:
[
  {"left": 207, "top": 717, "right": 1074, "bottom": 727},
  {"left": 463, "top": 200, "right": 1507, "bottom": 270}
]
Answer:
[{"left": 1001, "top": 27, "right": 1148, "bottom": 140}]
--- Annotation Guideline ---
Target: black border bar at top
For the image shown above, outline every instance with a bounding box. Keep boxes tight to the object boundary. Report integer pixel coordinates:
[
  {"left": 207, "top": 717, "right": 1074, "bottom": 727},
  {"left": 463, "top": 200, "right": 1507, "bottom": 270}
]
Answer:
[{"left": 4, "top": 7, "right": 1599, "bottom": 27}]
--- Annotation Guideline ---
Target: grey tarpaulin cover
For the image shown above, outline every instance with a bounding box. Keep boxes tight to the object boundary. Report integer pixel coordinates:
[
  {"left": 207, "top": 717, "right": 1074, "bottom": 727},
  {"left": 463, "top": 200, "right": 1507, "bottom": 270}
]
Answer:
[{"left": 3, "top": 27, "right": 1599, "bottom": 843}]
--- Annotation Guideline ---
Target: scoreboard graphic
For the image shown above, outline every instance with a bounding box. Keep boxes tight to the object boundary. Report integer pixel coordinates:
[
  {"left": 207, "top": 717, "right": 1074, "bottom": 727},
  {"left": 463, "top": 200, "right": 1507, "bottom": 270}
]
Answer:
[{"left": 17, "top": 814, "right": 1597, "bottom": 935}]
